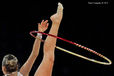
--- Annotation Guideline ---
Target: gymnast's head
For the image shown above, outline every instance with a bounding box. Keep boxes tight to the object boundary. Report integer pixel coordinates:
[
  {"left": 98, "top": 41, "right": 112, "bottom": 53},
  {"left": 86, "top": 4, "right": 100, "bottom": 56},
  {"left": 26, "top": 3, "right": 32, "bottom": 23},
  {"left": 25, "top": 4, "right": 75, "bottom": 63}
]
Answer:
[{"left": 2, "top": 54, "right": 18, "bottom": 74}]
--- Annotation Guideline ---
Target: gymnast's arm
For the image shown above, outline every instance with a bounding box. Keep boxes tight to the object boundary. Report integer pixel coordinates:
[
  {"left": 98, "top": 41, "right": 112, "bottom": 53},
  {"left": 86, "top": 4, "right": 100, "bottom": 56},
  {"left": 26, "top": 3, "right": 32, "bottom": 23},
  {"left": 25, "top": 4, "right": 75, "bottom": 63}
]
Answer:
[
  {"left": 34, "top": 3, "right": 63, "bottom": 76},
  {"left": 20, "top": 20, "right": 49, "bottom": 76}
]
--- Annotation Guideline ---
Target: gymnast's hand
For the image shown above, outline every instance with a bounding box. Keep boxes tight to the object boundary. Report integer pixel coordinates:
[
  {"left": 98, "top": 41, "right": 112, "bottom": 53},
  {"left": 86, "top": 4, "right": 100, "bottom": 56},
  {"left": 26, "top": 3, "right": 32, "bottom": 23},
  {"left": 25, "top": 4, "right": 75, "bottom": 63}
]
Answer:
[
  {"left": 38, "top": 20, "right": 49, "bottom": 32},
  {"left": 50, "top": 2, "right": 63, "bottom": 24}
]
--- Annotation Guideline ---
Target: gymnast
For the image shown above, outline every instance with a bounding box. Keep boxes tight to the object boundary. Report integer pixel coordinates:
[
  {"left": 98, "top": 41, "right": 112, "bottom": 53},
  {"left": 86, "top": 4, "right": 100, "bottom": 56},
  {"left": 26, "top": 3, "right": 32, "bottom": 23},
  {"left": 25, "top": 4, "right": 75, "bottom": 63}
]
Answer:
[{"left": 2, "top": 2, "right": 63, "bottom": 76}]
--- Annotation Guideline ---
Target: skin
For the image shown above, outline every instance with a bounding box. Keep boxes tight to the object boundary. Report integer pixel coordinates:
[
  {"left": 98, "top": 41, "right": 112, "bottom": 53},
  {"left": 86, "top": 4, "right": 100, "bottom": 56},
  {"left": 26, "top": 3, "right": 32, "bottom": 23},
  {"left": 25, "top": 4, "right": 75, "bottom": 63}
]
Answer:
[
  {"left": 2, "top": 20, "right": 49, "bottom": 76},
  {"left": 34, "top": 2, "right": 63, "bottom": 76},
  {"left": 19, "top": 20, "right": 49, "bottom": 76},
  {"left": 2, "top": 2, "right": 63, "bottom": 76}
]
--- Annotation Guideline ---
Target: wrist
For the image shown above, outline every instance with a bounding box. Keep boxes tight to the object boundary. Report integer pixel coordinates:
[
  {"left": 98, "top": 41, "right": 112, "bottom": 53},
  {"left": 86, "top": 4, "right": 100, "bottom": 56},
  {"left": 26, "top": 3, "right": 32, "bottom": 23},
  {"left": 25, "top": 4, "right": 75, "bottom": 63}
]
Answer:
[{"left": 36, "top": 32, "right": 42, "bottom": 39}]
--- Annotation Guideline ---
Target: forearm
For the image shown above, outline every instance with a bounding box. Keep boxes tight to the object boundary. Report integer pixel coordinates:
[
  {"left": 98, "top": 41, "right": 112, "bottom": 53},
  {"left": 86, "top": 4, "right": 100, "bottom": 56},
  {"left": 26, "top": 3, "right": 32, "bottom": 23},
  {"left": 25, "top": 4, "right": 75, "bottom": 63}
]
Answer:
[
  {"left": 31, "top": 37, "right": 41, "bottom": 56},
  {"left": 20, "top": 36, "right": 41, "bottom": 75},
  {"left": 20, "top": 19, "right": 49, "bottom": 75},
  {"left": 25, "top": 37, "right": 41, "bottom": 70}
]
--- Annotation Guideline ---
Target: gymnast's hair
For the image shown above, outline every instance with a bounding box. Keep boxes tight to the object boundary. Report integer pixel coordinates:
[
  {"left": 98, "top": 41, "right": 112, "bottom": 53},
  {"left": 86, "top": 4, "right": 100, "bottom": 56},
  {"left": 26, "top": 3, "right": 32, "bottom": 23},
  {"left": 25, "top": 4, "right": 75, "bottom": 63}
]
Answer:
[{"left": 2, "top": 54, "right": 18, "bottom": 73}]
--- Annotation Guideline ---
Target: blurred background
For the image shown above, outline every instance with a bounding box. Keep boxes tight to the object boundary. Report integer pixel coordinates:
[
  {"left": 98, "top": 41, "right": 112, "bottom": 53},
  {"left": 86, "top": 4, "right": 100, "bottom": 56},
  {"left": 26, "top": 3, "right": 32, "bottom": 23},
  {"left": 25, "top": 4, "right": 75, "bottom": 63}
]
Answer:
[{"left": 0, "top": 0, "right": 113, "bottom": 76}]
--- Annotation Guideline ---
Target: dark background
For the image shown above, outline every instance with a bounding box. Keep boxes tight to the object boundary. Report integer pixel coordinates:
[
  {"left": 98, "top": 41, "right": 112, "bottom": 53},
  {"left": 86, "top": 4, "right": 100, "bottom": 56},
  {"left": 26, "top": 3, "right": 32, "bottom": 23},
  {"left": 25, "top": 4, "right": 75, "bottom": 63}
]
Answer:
[{"left": 0, "top": 0, "right": 113, "bottom": 76}]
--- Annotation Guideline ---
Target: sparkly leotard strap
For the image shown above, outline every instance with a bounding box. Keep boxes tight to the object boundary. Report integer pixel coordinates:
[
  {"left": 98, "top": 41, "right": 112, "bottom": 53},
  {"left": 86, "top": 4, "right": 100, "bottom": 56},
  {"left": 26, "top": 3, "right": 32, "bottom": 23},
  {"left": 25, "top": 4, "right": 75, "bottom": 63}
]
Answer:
[
  {"left": 18, "top": 72, "right": 23, "bottom": 76},
  {"left": 5, "top": 72, "right": 23, "bottom": 76}
]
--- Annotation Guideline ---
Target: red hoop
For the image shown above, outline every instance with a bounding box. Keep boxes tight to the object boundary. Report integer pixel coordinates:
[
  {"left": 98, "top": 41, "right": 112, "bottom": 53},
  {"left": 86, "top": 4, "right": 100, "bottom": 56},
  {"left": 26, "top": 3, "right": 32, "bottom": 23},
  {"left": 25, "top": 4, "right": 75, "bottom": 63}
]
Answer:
[{"left": 29, "top": 31, "right": 112, "bottom": 65}]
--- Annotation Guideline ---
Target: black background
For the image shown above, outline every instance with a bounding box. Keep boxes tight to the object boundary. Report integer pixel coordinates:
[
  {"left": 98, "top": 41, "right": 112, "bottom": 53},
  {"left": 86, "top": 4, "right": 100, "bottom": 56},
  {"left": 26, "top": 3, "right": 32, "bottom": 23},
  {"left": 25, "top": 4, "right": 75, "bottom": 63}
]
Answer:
[{"left": 0, "top": 0, "right": 113, "bottom": 76}]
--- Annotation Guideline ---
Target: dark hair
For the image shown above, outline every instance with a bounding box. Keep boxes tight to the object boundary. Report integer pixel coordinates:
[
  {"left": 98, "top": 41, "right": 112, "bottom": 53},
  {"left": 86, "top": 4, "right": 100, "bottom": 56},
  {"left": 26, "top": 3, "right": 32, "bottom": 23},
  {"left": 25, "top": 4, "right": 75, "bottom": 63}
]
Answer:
[{"left": 2, "top": 54, "right": 18, "bottom": 73}]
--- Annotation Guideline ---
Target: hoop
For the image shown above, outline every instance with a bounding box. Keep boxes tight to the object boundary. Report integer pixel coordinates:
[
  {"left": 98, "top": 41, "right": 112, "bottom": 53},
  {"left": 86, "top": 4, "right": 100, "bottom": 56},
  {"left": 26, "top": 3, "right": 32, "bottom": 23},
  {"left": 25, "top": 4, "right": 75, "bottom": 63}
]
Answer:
[{"left": 30, "top": 31, "right": 112, "bottom": 65}]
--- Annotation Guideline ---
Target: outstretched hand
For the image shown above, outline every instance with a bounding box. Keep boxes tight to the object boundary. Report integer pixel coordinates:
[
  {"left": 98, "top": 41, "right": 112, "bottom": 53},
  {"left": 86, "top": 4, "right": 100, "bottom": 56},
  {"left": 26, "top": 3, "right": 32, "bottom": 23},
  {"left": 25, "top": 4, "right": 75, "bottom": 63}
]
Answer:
[
  {"left": 38, "top": 20, "right": 49, "bottom": 32},
  {"left": 50, "top": 2, "right": 63, "bottom": 24}
]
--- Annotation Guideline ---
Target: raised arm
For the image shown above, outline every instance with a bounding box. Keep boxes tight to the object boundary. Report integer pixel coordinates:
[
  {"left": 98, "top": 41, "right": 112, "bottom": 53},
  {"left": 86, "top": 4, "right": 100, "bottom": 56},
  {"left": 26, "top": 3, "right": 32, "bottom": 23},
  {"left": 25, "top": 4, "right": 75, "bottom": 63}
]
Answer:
[
  {"left": 20, "top": 20, "right": 49, "bottom": 76},
  {"left": 34, "top": 2, "right": 63, "bottom": 76}
]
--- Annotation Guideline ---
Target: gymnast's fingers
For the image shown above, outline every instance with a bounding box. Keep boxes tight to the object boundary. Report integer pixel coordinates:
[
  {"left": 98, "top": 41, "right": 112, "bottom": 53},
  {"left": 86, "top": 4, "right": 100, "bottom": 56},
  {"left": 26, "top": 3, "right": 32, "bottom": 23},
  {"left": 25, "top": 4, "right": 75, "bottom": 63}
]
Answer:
[
  {"left": 41, "top": 20, "right": 44, "bottom": 25},
  {"left": 43, "top": 20, "right": 48, "bottom": 26}
]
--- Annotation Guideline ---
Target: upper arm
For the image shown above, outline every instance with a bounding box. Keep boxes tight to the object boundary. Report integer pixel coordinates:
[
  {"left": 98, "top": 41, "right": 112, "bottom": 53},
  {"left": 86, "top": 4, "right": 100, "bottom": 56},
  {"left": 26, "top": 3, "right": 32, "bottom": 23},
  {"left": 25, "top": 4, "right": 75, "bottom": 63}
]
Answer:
[{"left": 19, "top": 53, "right": 37, "bottom": 76}]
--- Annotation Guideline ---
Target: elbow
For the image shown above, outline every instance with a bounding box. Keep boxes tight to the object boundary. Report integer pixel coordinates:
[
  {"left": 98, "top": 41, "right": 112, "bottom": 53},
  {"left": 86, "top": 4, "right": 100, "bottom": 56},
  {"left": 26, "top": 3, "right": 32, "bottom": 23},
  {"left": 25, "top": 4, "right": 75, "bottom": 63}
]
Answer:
[
  {"left": 31, "top": 51, "right": 38, "bottom": 58},
  {"left": 33, "top": 54, "right": 38, "bottom": 58}
]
